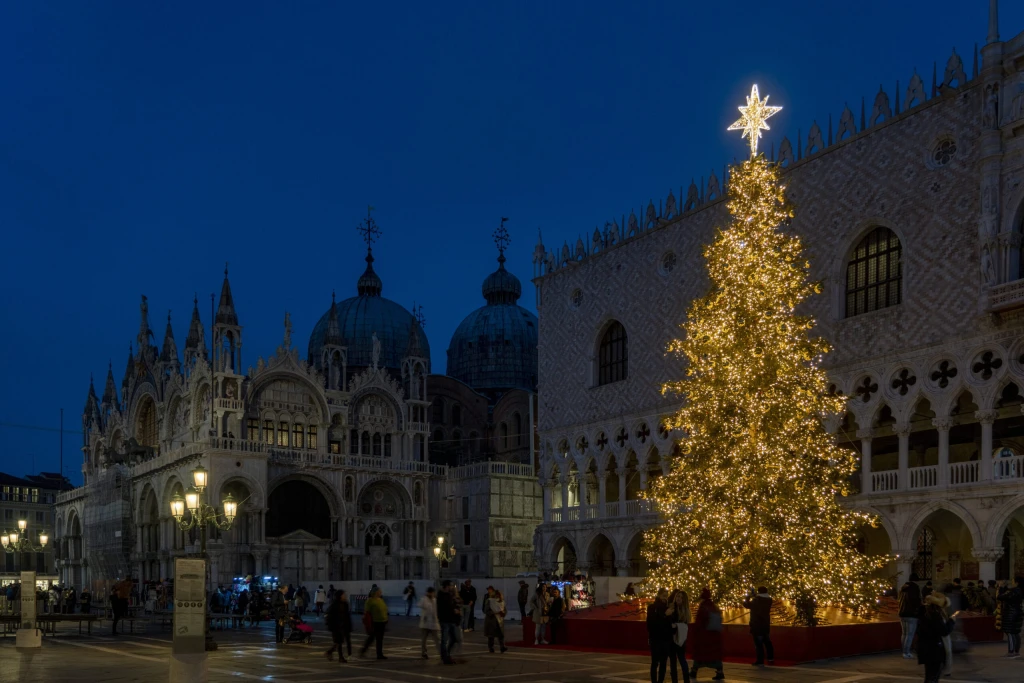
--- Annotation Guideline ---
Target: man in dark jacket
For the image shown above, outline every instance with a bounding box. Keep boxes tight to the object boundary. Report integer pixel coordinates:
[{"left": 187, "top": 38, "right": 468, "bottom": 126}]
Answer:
[
  {"left": 517, "top": 581, "right": 529, "bottom": 621},
  {"left": 742, "top": 587, "right": 774, "bottom": 666},
  {"left": 997, "top": 576, "right": 1023, "bottom": 657},
  {"left": 646, "top": 588, "right": 674, "bottom": 683},
  {"left": 547, "top": 587, "right": 564, "bottom": 645},
  {"left": 898, "top": 580, "right": 922, "bottom": 659},
  {"left": 271, "top": 585, "right": 288, "bottom": 644},
  {"left": 459, "top": 580, "right": 477, "bottom": 632},
  {"left": 437, "top": 581, "right": 460, "bottom": 664}
]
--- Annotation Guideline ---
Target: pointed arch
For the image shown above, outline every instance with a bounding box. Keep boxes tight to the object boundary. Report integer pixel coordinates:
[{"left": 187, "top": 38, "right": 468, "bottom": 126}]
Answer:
[{"left": 899, "top": 499, "right": 982, "bottom": 550}]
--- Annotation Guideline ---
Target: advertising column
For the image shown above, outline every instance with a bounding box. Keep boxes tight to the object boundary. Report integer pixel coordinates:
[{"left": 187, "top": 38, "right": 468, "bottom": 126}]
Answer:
[{"left": 170, "top": 558, "right": 208, "bottom": 682}]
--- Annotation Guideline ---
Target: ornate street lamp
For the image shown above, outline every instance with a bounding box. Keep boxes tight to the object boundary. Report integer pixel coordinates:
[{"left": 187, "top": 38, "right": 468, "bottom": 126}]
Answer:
[
  {"left": 169, "top": 463, "right": 239, "bottom": 651},
  {"left": 432, "top": 533, "right": 455, "bottom": 587},
  {"left": 1, "top": 518, "right": 49, "bottom": 556}
]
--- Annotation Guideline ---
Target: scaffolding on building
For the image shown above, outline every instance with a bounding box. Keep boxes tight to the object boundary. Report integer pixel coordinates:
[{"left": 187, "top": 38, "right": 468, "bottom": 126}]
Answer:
[{"left": 82, "top": 464, "right": 134, "bottom": 590}]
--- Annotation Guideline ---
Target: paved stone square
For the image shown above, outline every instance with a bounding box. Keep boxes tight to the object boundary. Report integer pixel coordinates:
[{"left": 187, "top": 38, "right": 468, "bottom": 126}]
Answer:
[{"left": 2, "top": 615, "right": 1024, "bottom": 683}]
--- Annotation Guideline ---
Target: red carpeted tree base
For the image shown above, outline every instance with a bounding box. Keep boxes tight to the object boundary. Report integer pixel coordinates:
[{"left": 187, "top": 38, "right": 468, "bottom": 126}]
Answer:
[{"left": 517, "top": 602, "right": 1003, "bottom": 664}]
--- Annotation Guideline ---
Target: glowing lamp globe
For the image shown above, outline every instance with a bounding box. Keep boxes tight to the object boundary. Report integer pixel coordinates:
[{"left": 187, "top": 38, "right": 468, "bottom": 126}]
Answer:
[
  {"left": 17, "top": 519, "right": 27, "bottom": 531},
  {"left": 433, "top": 546, "right": 440, "bottom": 557},
  {"left": 170, "top": 494, "right": 186, "bottom": 519},
  {"left": 191, "top": 465, "right": 208, "bottom": 491},
  {"left": 185, "top": 489, "right": 200, "bottom": 512},
  {"left": 0, "top": 534, "right": 8, "bottom": 549},
  {"left": 436, "top": 535, "right": 444, "bottom": 546},
  {"left": 222, "top": 493, "right": 237, "bottom": 522},
  {"left": 8, "top": 531, "right": 17, "bottom": 545},
  {"left": 39, "top": 532, "right": 48, "bottom": 547}
]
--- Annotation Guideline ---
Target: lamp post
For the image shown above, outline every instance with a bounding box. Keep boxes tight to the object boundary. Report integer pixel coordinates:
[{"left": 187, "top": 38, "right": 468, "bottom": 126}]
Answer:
[
  {"left": 432, "top": 534, "right": 455, "bottom": 588},
  {"left": 0, "top": 519, "right": 49, "bottom": 572},
  {"left": 169, "top": 464, "right": 239, "bottom": 651}
]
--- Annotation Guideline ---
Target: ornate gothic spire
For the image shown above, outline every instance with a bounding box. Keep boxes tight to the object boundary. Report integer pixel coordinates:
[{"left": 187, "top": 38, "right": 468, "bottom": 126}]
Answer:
[
  {"left": 137, "top": 295, "right": 154, "bottom": 353},
  {"left": 184, "top": 294, "right": 207, "bottom": 358},
  {"left": 83, "top": 374, "right": 101, "bottom": 428},
  {"left": 160, "top": 311, "right": 180, "bottom": 368},
  {"left": 323, "top": 291, "right": 344, "bottom": 347},
  {"left": 122, "top": 342, "right": 134, "bottom": 387},
  {"left": 216, "top": 263, "right": 239, "bottom": 326},
  {"left": 101, "top": 361, "right": 118, "bottom": 408}
]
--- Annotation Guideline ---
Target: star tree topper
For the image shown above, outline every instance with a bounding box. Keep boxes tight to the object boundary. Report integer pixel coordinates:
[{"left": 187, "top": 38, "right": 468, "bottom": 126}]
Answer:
[{"left": 727, "top": 84, "right": 782, "bottom": 157}]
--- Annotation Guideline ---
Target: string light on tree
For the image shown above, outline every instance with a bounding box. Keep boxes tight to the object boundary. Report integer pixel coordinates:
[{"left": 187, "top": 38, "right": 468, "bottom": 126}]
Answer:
[{"left": 642, "top": 85, "right": 891, "bottom": 618}]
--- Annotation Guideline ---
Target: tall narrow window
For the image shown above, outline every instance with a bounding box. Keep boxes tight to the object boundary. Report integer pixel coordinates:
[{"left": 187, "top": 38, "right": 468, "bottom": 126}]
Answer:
[
  {"left": 384, "top": 434, "right": 392, "bottom": 457},
  {"left": 350, "top": 429, "right": 359, "bottom": 455},
  {"left": 247, "top": 419, "right": 259, "bottom": 440},
  {"left": 361, "top": 431, "right": 370, "bottom": 455},
  {"left": 292, "top": 423, "right": 304, "bottom": 449},
  {"left": 307, "top": 425, "right": 317, "bottom": 450},
  {"left": 278, "top": 422, "right": 289, "bottom": 447},
  {"left": 372, "top": 433, "right": 382, "bottom": 456},
  {"left": 598, "top": 321, "right": 628, "bottom": 385},
  {"left": 263, "top": 420, "right": 273, "bottom": 445},
  {"left": 845, "top": 227, "right": 902, "bottom": 317}
]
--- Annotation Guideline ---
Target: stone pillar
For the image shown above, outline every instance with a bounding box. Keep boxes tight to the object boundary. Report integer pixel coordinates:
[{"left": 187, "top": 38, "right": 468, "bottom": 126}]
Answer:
[
  {"left": 560, "top": 477, "right": 569, "bottom": 516},
  {"left": 542, "top": 484, "right": 552, "bottom": 522},
  {"left": 934, "top": 418, "right": 951, "bottom": 487},
  {"left": 639, "top": 468, "right": 648, "bottom": 491},
  {"left": 896, "top": 422, "right": 911, "bottom": 490},
  {"left": 597, "top": 476, "right": 607, "bottom": 512},
  {"left": 614, "top": 559, "right": 630, "bottom": 577},
  {"left": 973, "top": 547, "right": 1004, "bottom": 584},
  {"left": 617, "top": 468, "right": 627, "bottom": 504},
  {"left": 857, "top": 428, "right": 873, "bottom": 494},
  {"left": 977, "top": 410, "right": 997, "bottom": 481},
  {"left": 893, "top": 547, "right": 915, "bottom": 583}
]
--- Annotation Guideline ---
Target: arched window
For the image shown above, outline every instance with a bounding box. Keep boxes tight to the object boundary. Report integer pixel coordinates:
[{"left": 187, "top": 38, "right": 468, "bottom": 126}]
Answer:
[
  {"left": 292, "top": 423, "right": 304, "bottom": 449},
  {"left": 372, "top": 433, "right": 382, "bottom": 456},
  {"left": 845, "top": 227, "right": 902, "bottom": 317},
  {"left": 263, "top": 420, "right": 274, "bottom": 444},
  {"left": 912, "top": 526, "right": 935, "bottom": 580},
  {"left": 384, "top": 434, "right": 392, "bottom": 457},
  {"left": 278, "top": 422, "right": 289, "bottom": 447},
  {"left": 349, "top": 429, "right": 359, "bottom": 454},
  {"left": 500, "top": 423, "right": 508, "bottom": 450},
  {"left": 598, "top": 321, "right": 628, "bottom": 385},
  {"left": 137, "top": 398, "right": 158, "bottom": 448},
  {"left": 307, "top": 425, "right": 317, "bottom": 450},
  {"left": 361, "top": 431, "right": 370, "bottom": 455},
  {"left": 512, "top": 413, "right": 522, "bottom": 447}
]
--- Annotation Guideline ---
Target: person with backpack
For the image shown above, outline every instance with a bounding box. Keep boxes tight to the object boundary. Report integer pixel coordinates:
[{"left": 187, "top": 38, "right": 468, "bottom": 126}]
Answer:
[
  {"left": 323, "top": 590, "right": 350, "bottom": 663},
  {"left": 690, "top": 588, "right": 724, "bottom": 681},
  {"left": 742, "top": 586, "right": 774, "bottom": 666},
  {"left": 360, "top": 588, "right": 389, "bottom": 660},
  {"left": 404, "top": 581, "right": 417, "bottom": 617}
]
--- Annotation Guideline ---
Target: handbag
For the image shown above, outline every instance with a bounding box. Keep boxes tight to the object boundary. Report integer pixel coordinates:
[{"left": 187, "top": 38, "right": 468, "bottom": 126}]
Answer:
[
  {"left": 674, "top": 622, "right": 689, "bottom": 646},
  {"left": 706, "top": 611, "right": 723, "bottom": 632}
]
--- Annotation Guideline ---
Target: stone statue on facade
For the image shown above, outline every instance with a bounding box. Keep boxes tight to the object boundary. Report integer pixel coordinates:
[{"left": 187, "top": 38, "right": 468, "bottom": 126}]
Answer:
[
  {"left": 371, "top": 332, "right": 381, "bottom": 369},
  {"left": 981, "top": 245, "right": 996, "bottom": 287}
]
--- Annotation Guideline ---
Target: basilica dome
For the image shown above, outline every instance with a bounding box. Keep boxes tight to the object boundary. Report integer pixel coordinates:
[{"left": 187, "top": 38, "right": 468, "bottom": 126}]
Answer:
[
  {"left": 447, "top": 253, "right": 538, "bottom": 394},
  {"left": 308, "top": 251, "right": 429, "bottom": 371}
]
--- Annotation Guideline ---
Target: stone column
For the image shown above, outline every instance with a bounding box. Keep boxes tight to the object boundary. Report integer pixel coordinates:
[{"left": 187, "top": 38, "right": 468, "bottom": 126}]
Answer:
[
  {"left": 617, "top": 467, "right": 627, "bottom": 504},
  {"left": 977, "top": 410, "right": 997, "bottom": 481},
  {"left": 639, "top": 468, "right": 648, "bottom": 491},
  {"left": 934, "top": 418, "right": 951, "bottom": 487},
  {"left": 895, "top": 422, "right": 911, "bottom": 490},
  {"left": 857, "top": 428, "right": 873, "bottom": 494},
  {"left": 560, "top": 477, "right": 569, "bottom": 516},
  {"left": 597, "top": 476, "right": 607, "bottom": 514},
  {"left": 614, "top": 559, "right": 631, "bottom": 577},
  {"left": 973, "top": 547, "right": 1004, "bottom": 584},
  {"left": 893, "top": 547, "right": 915, "bottom": 583},
  {"left": 542, "top": 484, "right": 552, "bottom": 522}
]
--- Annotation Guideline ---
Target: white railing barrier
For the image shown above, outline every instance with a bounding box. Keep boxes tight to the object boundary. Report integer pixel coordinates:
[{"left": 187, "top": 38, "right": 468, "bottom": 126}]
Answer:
[
  {"left": 871, "top": 470, "right": 899, "bottom": 492},
  {"left": 948, "top": 461, "right": 979, "bottom": 486},
  {"left": 908, "top": 465, "right": 938, "bottom": 490},
  {"left": 994, "top": 455, "right": 1024, "bottom": 480}
]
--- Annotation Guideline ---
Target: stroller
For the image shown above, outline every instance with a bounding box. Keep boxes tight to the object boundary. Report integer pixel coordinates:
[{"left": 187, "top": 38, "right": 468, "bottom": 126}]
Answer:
[{"left": 286, "top": 615, "right": 314, "bottom": 644}]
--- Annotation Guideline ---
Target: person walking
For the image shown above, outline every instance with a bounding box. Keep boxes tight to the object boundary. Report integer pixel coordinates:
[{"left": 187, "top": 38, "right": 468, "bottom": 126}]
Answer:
[
  {"left": 997, "top": 576, "right": 1023, "bottom": 658},
  {"left": 666, "top": 589, "right": 692, "bottom": 683},
  {"left": 528, "top": 584, "right": 549, "bottom": 645},
  {"left": 647, "top": 588, "right": 674, "bottom": 683},
  {"left": 742, "top": 587, "right": 774, "bottom": 666},
  {"left": 437, "top": 580, "right": 460, "bottom": 664},
  {"left": 926, "top": 591, "right": 954, "bottom": 675},
  {"left": 360, "top": 588, "right": 389, "bottom": 660},
  {"left": 898, "top": 579, "right": 922, "bottom": 659},
  {"left": 484, "top": 586, "right": 508, "bottom": 653},
  {"left": 404, "top": 581, "right": 417, "bottom": 617},
  {"left": 111, "top": 579, "right": 132, "bottom": 635},
  {"left": 295, "top": 586, "right": 307, "bottom": 618},
  {"left": 547, "top": 586, "right": 564, "bottom": 645},
  {"left": 235, "top": 589, "right": 250, "bottom": 629},
  {"left": 917, "top": 593, "right": 957, "bottom": 683},
  {"left": 323, "top": 591, "right": 349, "bottom": 663},
  {"left": 249, "top": 586, "right": 263, "bottom": 627},
  {"left": 67, "top": 586, "right": 78, "bottom": 614},
  {"left": 517, "top": 580, "right": 529, "bottom": 621},
  {"left": 690, "top": 588, "right": 724, "bottom": 681},
  {"left": 460, "top": 580, "right": 477, "bottom": 632},
  {"left": 314, "top": 585, "right": 326, "bottom": 616},
  {"left": 419, "top": 587, "right": 440, "bottom": 658},
  {"left": 79, "top": 587, "right": 91, "bottom": 615},
  {"left": 271, "top": 584, "right": 289, "bottom": 644}
]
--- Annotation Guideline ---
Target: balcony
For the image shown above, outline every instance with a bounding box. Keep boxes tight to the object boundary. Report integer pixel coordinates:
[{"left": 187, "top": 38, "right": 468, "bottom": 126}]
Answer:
[
  {"left": 215, "top": 398, "right": 243, "bottom": 411},
  {"left": 864, "top": 456, "right": 1023, "bottom": 495},
  {"left": 989, "top": 279, "right": 1024, "bottom": 312},
  {"left": 545, "top": 499, "right": 654, "bottom": 523}
]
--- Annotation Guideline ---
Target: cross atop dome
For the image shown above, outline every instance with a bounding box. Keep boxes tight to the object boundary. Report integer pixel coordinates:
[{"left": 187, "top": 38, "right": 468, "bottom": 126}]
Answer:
[
  {"left": 493, "top": 216, "right": 510, "bottom": 264},
  {"left": 357, "top": 205, "right": 382, "bottom": 251}
]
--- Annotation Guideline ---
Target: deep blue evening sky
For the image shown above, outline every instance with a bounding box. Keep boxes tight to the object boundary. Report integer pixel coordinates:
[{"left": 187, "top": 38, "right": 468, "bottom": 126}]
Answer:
[{"left": 1, "top": 2, "right": 1022, "bottom": 484}]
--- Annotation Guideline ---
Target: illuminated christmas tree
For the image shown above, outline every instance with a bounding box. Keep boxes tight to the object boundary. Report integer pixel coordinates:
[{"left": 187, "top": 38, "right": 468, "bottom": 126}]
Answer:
[{"left": 642, "top": 86, "right": 890, "bottom": 614}]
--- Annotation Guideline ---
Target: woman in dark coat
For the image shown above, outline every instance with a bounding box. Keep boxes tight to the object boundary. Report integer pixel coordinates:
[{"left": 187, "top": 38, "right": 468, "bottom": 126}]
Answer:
[
  {"left": 997, "top": 577, "right": 1023, "bottom": 657},
  {"left": 689, "top": 588, "right": 724, "bottom": 680},
  {"left": 324, "top": 591, "right": 350, "bottom": 663},
  {"left": 917, "top": 593, "right": 956, "bottom": 682}
]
